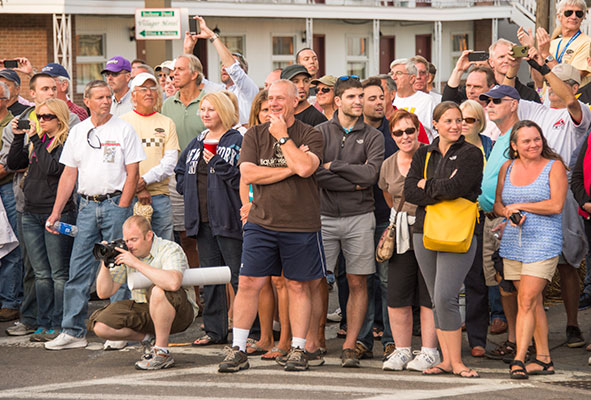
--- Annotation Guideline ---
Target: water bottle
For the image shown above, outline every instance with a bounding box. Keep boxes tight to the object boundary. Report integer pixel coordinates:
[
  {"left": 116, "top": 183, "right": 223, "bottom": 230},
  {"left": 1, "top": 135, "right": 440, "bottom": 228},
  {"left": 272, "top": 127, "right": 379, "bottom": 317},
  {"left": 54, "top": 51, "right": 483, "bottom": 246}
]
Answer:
[{"left": 53, "top": 221, "right": 78, "bottom": 237}]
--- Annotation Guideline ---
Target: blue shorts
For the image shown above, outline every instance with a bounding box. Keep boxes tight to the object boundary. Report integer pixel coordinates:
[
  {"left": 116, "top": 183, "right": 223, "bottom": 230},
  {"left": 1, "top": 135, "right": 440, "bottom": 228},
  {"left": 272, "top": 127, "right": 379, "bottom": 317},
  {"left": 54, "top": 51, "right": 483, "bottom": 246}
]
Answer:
[{"left": 240, "top": 222, "right": 326, "bottom": 282}]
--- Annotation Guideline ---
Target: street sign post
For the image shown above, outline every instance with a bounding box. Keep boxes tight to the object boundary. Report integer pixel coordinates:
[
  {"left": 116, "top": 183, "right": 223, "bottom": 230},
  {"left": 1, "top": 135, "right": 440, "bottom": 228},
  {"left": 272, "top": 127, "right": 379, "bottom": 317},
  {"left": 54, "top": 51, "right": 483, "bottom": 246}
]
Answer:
[{"left": 135, "top": 8, "right": 181, "bottom": 40}]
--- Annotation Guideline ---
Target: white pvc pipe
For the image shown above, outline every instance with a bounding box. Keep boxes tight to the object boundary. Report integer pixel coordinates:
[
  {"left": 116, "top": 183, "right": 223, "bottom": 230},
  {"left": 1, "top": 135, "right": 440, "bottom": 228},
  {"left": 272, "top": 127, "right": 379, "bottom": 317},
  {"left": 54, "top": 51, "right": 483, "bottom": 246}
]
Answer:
[{"left": 127, "top": 266, "right": 231, "bottom": 290}]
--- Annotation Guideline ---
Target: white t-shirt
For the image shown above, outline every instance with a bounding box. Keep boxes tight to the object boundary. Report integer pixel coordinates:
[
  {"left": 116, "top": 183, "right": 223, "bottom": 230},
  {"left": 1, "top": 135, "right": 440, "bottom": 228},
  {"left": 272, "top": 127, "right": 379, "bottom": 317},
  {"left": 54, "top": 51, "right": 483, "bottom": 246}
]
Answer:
[
  {"left": 518, "top": 99, "right": 591, "bottom": 166},
  {"left": 60, "top": 115, "right": 146, "bottom": 196},
  {"left": 394, "top": 91, "right": 436, "bottom": 142}
]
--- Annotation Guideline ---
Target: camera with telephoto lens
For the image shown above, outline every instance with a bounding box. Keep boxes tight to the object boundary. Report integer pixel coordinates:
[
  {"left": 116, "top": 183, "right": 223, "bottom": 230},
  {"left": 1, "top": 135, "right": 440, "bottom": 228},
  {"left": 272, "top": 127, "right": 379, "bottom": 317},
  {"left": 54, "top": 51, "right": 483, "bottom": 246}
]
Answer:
[{"left": 93, "top": 239, "right": 127, "bottom": 268}]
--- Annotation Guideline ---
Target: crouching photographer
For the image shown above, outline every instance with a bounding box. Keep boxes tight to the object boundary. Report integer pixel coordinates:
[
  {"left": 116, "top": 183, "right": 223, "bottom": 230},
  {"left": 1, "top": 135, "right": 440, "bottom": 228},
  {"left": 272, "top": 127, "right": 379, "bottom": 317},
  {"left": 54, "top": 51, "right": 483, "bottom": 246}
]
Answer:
[{"left": 87, "top": 215, "right": 199, "bottom": 370}]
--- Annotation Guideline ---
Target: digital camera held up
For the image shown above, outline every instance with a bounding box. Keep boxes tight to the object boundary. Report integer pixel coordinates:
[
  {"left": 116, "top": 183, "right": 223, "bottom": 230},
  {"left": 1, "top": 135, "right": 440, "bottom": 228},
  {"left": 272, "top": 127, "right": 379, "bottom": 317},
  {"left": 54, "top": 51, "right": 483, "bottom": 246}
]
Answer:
[{"left": 93, "top": 239, "right": 127, "bottom": 268}]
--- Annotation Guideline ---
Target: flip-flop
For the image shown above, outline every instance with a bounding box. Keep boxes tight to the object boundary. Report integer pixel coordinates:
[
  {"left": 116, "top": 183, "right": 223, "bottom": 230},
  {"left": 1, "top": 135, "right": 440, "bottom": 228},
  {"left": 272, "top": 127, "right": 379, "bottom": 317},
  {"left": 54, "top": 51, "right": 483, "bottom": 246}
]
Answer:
[
  {"left": 192, "top": 334, "right": 224, "bottom": 346},
  {"left": 423, "top": 366, "right": 452, "bottom": 375},
  {"left": 454, "top": 368, "right": 480, "bottom": 378},
  {"left": 261, "top": 347, "right": 288, "bottom": 360},
  {"left": 247, "top": 342, "right": 270, "bottom": 356}
]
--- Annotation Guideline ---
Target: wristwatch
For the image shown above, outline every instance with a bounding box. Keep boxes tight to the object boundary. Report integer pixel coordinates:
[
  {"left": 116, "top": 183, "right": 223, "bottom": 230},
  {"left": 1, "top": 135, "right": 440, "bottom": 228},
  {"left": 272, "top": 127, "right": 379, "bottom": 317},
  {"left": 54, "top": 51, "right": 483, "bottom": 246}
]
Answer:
[
  {"left": 544, "top": 55, "right": 555, "bottom": 64},
  {"left": 209, "top": 34, "right": 219, "bottom": 43},
  {"left": 278, "top": 137, "right": 292, "bottom": 145}
]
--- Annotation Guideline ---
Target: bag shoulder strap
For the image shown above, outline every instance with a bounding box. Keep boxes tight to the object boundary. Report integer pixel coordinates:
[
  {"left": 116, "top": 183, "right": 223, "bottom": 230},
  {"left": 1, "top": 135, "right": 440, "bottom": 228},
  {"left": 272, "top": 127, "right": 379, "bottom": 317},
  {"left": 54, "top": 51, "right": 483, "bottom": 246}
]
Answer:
[{"left": 423, "top": 151, "right": 431, "bottom": 179}]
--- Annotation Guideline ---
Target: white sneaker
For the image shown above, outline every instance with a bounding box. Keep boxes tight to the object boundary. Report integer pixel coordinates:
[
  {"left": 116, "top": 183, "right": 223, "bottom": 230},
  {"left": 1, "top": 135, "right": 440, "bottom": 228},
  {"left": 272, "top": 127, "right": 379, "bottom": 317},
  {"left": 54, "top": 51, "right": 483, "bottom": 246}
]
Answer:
[
  {"left": 44, "top": 333, "right": 88, "bottom": 350},
  {"left": 406, "top": 350, "right": 441, "bottom": 372},
  {"left": 588, "top": 354, "right": 591, "bottom": 366},
  {"left": 104, "top": 340, "right": 128, "bottom": 350},
  {"left": 382, "top": 348, "right": 412, "bottom": 371},
  {"left": 327, "top": 308, "right": 342, "bottom": 323}
]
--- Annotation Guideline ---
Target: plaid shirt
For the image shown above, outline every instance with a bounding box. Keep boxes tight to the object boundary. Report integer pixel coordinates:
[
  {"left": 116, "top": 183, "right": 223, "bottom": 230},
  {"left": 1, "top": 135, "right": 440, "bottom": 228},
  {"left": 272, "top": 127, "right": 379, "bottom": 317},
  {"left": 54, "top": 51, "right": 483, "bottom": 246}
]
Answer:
[{"left": 110, "top": 235, "right": 198, "bottom": 316}]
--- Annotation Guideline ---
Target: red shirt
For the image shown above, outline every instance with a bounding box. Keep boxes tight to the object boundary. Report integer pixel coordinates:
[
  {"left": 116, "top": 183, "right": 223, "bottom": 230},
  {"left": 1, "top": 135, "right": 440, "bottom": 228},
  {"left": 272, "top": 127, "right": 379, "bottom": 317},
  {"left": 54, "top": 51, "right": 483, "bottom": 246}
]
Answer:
[{"left": 67, "top": 99, "right": 89, "bottom": 121}]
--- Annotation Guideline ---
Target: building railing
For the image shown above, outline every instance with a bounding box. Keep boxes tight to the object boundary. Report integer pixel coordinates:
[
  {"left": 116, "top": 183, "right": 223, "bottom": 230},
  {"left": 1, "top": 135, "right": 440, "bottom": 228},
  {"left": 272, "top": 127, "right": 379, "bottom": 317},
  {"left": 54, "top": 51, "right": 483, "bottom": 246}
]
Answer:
[{"left": 175, "top": 0, "right": 511, "bottom": 6}]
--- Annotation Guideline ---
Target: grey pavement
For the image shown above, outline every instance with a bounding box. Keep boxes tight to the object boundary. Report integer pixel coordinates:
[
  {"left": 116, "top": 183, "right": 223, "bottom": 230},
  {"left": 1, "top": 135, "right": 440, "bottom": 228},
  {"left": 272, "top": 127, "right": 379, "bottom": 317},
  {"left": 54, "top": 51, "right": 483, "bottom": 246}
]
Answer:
[{"left": 1, "top": 294, "right": 591, "bottom": 399}]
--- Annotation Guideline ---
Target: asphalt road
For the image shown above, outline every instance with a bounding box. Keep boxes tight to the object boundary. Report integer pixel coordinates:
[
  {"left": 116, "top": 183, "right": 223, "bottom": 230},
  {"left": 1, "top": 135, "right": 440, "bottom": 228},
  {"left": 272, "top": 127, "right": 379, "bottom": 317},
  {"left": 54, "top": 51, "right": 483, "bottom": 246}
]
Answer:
[{"left": 1, "top": 298, "right": 591, "bottom": 399}]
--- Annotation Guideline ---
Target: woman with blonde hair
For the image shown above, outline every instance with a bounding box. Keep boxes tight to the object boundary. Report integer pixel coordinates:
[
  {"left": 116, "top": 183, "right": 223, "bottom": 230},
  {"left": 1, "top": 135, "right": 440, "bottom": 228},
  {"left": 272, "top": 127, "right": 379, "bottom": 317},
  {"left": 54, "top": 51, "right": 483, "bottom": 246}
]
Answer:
[
  {"left": 175, "top": 91, "right": 243, "bottom": 346},
  {"left": 7, "top": 98, "right": 75, "bottom": 342}
]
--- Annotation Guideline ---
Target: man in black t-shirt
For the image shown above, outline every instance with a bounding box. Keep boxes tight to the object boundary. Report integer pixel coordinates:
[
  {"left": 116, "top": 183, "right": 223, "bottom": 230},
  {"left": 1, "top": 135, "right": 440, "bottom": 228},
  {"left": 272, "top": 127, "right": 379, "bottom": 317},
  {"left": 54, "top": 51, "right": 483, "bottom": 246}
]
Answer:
[{"left": 281, "top": 64, "right": 327, "bottom": 127}]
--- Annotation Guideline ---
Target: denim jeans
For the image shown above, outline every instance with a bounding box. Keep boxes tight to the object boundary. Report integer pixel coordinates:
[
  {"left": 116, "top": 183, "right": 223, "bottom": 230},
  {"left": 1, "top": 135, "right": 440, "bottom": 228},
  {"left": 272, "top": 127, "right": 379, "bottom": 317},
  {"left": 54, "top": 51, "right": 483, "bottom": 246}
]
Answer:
[
  {"left": 17, "top": 212, "right": 37, "bottom": 327},
  {"left": 132, "top": 194, "right": 173, "bottom": 241},
  {"left": 357, "top": 221, "right": 393, "bottom": 350},
  {"left": 61, "top": 195, "right": 131, "bottom": 338},
  {"left": 22, "top": 210, "right": 75, "bottom": 329},
  {"left": 335, "top": 254, "right": 349, "bottom": 330},
  {"left": 0, "top": 182, "right": 23, "bottom": 310},
  {"left": 196, "top": 222, "right": 242, "bottom": 342},
  {"left": 488, "top": 286, "right": 506, "bottom": 322}
]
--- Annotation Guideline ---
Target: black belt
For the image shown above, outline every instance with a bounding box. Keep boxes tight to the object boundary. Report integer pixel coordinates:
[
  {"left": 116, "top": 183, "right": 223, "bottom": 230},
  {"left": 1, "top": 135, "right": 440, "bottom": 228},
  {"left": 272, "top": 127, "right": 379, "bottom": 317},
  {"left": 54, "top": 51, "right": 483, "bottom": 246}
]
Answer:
[
  {"left": 484, "top": 212, "right": 497, "bottom": 220},
  {"left": 80, "top": 191, "right": 122, "bottom": 202}
]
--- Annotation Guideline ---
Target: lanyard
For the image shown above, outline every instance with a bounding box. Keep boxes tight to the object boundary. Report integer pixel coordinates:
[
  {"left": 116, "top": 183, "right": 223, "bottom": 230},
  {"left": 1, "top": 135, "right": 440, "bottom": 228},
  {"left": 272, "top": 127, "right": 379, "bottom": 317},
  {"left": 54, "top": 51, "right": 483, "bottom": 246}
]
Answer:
[{"left": 555, "top": 30, "right": 581, "bottom": 63}]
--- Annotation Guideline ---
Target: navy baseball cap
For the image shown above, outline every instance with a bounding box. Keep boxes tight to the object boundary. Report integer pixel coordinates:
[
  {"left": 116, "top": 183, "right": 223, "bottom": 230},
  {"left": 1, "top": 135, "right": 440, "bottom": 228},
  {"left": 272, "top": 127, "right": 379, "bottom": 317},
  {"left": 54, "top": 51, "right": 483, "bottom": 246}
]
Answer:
[
  {"left": 0, "top": 69, "right": 21, "bottom": 86},
  {"left": 479, "top": 84, "right": 520, "bottom": 102},
  {"left": 41, "top": 63, "right": 70, "bottom": 79},
  {"left": 101, "top": 56, "right": 131, "bottom": 74},
  {"left": 280, "top": 64, "right": 311, "bottom": 81}
]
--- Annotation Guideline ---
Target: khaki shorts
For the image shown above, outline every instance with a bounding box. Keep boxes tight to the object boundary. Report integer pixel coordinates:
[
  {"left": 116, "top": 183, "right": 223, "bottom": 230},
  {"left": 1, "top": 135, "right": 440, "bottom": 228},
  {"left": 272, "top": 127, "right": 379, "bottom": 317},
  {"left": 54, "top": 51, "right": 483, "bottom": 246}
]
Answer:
[
  {"left": 482, "top": 216, "right": 503, "bottom": 286},
  {"left": 87, "top": 287, "right": 194, "bottom": 335},
  {"left": 503, "top": 256, "right": 559, "bottom": 282}
]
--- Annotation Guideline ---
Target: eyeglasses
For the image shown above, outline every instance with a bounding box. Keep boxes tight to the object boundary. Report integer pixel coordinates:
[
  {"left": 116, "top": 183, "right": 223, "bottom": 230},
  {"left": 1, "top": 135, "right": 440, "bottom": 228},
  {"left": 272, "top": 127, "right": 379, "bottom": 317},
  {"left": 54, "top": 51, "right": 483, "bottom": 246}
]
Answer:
[
  {"left": 37, "top": 114, "right": 57, "bottom": 121},
  {"left": 564, "top": 9, "right": 584, "bottom": 18},
  {"left": 103, "top": 70, "right": 126, "bottom": 78},
  {"left": 87, "top": 128, "right": 101, "bottom": 149},
  {"left": 462, "top": 117, "right": 479, "bottom": 124},
  {"left": 318, "top": 87, "right": 332, "bottom": 94},
  {"left": 391, "top": 71, "right": 409, "bottom": 77},
  {"left": 417, "top": 70, "right": 429, "bottom": 76},
  {"left": 338, "top": 75, "right": 360, "bottom": 82},
  {"left": 135, "top": 86, "right": 158, "bottom": 93},
  {"left": 392, "top": 127, "right": 417, "bottom": 137},
  {"left": 486, "top": 97, "right": 512, "bottom": 105}
]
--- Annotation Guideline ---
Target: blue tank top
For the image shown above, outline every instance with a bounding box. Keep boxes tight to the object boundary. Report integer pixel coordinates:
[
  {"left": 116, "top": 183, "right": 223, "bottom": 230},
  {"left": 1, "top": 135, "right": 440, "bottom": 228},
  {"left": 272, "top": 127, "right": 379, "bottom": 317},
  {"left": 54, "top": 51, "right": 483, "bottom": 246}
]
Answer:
[{"left": 499, "top": 160, "right": 562, "bottom": 263}]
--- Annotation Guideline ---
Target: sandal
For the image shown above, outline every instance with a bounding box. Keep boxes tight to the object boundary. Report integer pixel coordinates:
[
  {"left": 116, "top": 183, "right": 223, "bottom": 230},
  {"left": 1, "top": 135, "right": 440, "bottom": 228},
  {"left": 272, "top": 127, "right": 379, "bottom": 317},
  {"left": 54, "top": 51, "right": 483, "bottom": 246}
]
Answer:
[
  {"left": 454, "top": 368, "right": 480, "bottom": 379},
  {"left": 247, "top": 342, "right": 270, "bottom": 356},
  {"left": 423, "top": 366, "right": 452, "bottom": 375},
  {"left": 527, "top": 359, "right": 555, "bottom": 375},
  {"left": 261, "top": 347, "right": 288, "bottom": 361},
  {"left": 509, "top": 360, "right": 528, "bottom": 380},
  {"left": 337, "top": 328, "right": 347, "bottom": 338},
  {"left": 192, "top": 334, "right": 224, "bottom": 346}
]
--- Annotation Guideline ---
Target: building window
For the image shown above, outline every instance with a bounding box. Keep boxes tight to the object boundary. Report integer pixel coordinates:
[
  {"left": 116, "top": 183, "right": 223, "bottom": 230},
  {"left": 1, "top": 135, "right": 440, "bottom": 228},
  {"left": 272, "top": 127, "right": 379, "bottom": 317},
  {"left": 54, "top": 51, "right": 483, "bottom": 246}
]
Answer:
[
  {"left": 272, "top": 36, "right": 295, "bottom": 70},
  {"left": 451, "top": 33, "right": 469, "bottom": 68},
  {"left": 222, "top": 36, "right": 245, "bottom": 56},
  {"left": 76, "top": 34, "right": 106, "bottom": 92},
  {"left": 346, "top": 36, "right": 368, "bottom": 79}
]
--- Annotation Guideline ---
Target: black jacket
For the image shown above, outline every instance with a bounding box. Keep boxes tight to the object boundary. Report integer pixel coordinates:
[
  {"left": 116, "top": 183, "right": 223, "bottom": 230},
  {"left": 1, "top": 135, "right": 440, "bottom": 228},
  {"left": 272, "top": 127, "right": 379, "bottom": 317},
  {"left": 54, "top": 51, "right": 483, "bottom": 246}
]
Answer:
[
  {"left": 6, "top": 132, "right": 74, "bottom": 214},
  {"left": 404, "top": 135, "right": 483, "bottom": 233},
  {"left": 442, "top": 77, "right": 541, "bottom": 104}
]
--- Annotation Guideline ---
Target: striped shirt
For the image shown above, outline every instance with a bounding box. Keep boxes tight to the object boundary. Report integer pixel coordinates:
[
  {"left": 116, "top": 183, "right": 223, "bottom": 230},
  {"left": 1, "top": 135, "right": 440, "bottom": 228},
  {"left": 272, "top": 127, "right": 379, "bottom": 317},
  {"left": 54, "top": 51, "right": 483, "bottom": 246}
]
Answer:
[{"left": 110, "top": 235, "right": 199, "bottom": 317}]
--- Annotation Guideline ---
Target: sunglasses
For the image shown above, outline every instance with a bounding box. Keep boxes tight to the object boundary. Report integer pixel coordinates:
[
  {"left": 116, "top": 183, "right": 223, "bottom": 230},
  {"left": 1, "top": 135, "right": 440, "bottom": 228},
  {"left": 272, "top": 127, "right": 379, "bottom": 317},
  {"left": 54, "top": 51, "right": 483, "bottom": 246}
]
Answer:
[
  {"left": 462, "top": 117, "right": 478, "bottom": 124},
  {"left": 338, "top": 75, "right": 359, "bottom": 82},
  {"left": 87, "top": 128, "right": 101, "bottom": 149},
  {"left": 564, "top": 9, "right": 584, "bottom": 18},
  {"left": 37, "top": 114, "right": 57, "bottom": 121},
  {"left": 103, "top": 70, "right": 126, "bottom": 77},
  {"left": 392, "top": 127, "right": 417, "bottom": 137},
  {"left": 486, "top": 97, "right": 511, "bottom": 105},
  {"left": 318, "top": 87, "right": 332, "bottom": 94}
]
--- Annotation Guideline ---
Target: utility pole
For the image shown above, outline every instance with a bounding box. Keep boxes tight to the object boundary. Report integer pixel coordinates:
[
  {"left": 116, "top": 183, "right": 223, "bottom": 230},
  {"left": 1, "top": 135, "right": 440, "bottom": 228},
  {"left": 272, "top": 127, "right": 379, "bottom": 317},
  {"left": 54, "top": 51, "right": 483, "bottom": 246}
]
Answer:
[
  {"left": 143, "top": 0, "right": 173, "bottom": 67},
  {"left": 536, "top": 0, "right": 550, "bottom": 33}
]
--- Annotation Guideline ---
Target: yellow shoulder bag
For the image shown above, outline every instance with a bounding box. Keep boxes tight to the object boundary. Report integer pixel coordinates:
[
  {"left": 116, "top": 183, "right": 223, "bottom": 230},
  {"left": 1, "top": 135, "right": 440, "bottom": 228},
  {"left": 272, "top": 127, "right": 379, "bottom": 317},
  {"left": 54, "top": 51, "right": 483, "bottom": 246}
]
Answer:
[{"left": 422, "top": 152, "right": 478, "bottom": 253}]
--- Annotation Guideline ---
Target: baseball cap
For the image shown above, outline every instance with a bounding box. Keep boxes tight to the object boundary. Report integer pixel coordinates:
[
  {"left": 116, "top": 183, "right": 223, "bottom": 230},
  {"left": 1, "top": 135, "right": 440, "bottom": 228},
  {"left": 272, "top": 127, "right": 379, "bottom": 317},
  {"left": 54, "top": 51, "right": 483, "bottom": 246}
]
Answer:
[
  {"left": 0, "top": 69, "right": 21, "bottom": 86},
  {"left": 280, "top": 64, "right": 311, "bottom": 81},
  {"left": 101, "top": 56, "right": 132, "bottom": 74},
  {"left": 479, "top": 84, "right": 520, "bottom": 102},
  {"left": 41, "top": 63, "right": 70, "bottom": 79},
  {"left": 311, "top": 75, "right": 337, "bottom": 87},
  {"left": 130, "top": 73, "right": 158, "bottom": 91},
  {"left": 552, "top": 63, "right": 581, "bottom": 84},
  {"left": 155, "top": 60, "right": 175, "bottom": 72}
]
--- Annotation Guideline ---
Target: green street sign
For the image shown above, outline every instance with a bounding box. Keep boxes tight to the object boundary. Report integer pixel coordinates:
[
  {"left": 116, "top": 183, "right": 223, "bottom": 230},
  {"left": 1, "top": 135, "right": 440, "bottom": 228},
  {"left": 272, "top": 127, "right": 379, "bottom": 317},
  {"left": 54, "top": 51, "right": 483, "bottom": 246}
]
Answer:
[{"left": 135, "top": 8, "right": 181, "bottom": 40}]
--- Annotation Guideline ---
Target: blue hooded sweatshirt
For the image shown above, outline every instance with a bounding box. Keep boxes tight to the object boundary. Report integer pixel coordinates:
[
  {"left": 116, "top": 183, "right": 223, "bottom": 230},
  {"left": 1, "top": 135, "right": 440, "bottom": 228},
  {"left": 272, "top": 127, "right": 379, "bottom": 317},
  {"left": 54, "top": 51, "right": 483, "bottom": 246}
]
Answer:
[{"left": 175, "top": 128, "right": 243, "bottom": 240}]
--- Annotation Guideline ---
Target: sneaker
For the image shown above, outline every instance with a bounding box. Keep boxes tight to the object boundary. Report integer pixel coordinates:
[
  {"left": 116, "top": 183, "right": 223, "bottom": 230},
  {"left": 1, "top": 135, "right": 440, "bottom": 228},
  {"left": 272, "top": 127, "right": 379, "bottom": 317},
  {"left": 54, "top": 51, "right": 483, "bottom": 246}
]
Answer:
[
  {"left": 383, "top": 343, "right": 396, "bottom": 361},
  {"left": 276, "top": 348, "right": 324, "bottom": 367},
  {"left": 327, "top": 308, "right": 342, "bottom": 323},
  {"left": 579, "top": 293, "right": 591, "bottom": 310},
  {"left": 566, "top": 325, "right": 585, "bottom": 348},
  {"left": 382, "top": 348, "right": 412, "bottom": 371},
  {"left": 6, "top": 321, "right": 36, "bottom": 336},
  {"left": 354, "top": 342, "right": 373, "bottom": 359},
  {"left": 0, "top": 308, "right": 19, "bottom": 322},
  {"left": 285, "top": 347, "right": 309, "bottom": 371},
  {"left": 406, "top": 350, "right": 441, "bottom": 372},
  {"left": 30, "top": 329, "right": 58, "bottom": 342},
  {"left": 104, "top": 340, "right": 128, "bottom": 350},
  {"left": 44, "top": 332, "right": 88, "bottom": 350},
  {"left": 218, "top": 346, "right": 249, "bottom": 373},
  {"left": 341, "top": 348, "right": 360, "bottom": 368},
  {"left": 135, "top": 348, "right": 175, "bottom": 370},
  {"left": 485, "top": 340, "right": 515, "bottom": 360}
]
